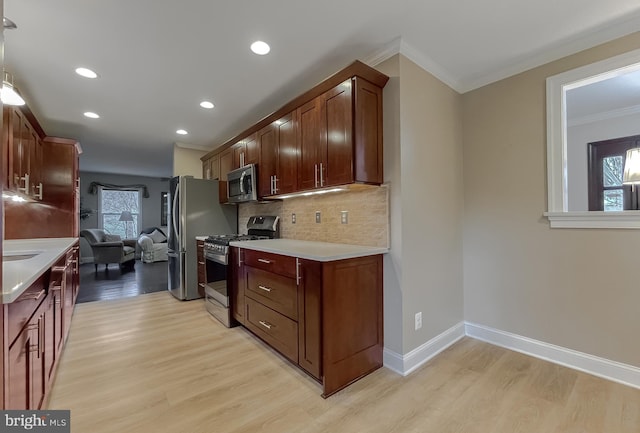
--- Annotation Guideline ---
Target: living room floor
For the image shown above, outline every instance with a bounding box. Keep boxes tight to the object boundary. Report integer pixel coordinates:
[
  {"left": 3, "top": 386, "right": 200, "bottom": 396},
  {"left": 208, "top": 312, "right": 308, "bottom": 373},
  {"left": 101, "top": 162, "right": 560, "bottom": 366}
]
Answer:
[{"left": 77, "top": 260, "right": 168, "bottom": 303}]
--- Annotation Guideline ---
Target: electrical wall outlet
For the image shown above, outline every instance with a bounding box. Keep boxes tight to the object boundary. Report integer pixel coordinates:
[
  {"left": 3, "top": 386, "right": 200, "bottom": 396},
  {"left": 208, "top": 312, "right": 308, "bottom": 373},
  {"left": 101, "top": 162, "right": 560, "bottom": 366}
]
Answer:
[
  {"left": 315, "top": 211, "right": 321, "bottom": 223},
  {"left": 341, "top": 210, "right": 348, "bottom": 224},
  {"left": 291, "top": 213, "right": 296, "bottom": 224},
  {"left": 415, "top": 312, "right": 422, "bottom": 330}
]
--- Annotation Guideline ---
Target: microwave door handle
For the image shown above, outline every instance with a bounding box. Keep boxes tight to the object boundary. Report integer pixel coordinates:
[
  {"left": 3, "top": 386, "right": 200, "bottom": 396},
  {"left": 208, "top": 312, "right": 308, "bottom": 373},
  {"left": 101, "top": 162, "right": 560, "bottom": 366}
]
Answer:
[{"left": 239, "top": 171, "right": 245, "bottom": 193}]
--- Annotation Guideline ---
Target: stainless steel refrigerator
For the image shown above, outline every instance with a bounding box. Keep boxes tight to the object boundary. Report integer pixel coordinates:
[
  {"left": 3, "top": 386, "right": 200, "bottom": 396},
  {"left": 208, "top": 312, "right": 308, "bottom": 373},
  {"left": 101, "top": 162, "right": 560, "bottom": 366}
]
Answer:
[{"left": 167, "top": 176, "right": 237, "bottom": 300}]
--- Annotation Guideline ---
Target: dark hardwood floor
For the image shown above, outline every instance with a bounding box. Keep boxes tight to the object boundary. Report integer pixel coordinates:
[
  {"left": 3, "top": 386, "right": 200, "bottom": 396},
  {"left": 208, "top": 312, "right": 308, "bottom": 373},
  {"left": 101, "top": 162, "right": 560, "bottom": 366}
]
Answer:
[{"left": 78, "top": 260, "right": 168, "bottom": 303}]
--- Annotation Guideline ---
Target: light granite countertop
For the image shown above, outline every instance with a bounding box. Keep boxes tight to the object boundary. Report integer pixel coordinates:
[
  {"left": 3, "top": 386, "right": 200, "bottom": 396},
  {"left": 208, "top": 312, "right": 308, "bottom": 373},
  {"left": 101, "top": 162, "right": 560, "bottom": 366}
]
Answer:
[
  {"left": 2, "top": 237, "right": 78, "bottom": 303},
  {"left": 229, "top": 238, "right": 388, "bottom": 262}
]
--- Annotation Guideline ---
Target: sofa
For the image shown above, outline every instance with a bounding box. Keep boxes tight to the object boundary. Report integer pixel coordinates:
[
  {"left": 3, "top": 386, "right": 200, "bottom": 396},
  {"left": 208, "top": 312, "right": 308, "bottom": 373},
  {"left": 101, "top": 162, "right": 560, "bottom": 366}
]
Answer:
[
  {"left": 137, "top": 227, "right": 169, "bottom": 263},
  {"left": 80, "top": 229, "right": 136, "bottom": 272}
]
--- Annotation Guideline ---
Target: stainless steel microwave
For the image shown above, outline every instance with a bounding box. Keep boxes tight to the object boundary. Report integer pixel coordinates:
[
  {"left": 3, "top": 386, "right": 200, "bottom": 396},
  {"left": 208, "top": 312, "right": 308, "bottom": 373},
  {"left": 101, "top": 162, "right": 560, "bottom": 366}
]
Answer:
[{"left": 227, "top": 164, "right": 258, "bottom": 203}]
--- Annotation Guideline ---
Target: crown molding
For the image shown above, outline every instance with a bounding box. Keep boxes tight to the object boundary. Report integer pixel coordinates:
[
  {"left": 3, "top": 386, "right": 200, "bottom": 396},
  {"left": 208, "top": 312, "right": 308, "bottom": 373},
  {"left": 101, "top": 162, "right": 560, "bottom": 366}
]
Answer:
[
  {"left": 568, "top": 104, "right": 640, "bottom": 127},
  {"left": 362, "top": 37, "right": 464, "bottom": 93},
  {"left": 174, "top": 141, "right": 212, "bottom": 152}
]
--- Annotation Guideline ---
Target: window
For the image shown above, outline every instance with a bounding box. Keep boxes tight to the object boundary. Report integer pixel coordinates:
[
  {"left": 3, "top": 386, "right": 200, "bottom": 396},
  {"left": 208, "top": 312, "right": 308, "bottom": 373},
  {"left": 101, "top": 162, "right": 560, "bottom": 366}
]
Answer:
[
  {"left": 587, "top": 136, "right": 640, "bottom": 211},
  {"left": 98, "top": 187, "right": 142, "bottom": 238},
  {"left": 545, "top": 47, "right": 640, "bottom": 228}
]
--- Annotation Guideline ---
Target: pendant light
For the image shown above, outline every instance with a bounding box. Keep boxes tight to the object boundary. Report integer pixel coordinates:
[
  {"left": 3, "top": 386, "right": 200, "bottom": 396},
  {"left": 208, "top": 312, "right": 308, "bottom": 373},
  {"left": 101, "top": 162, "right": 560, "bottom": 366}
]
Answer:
[{"left": 1, "top": 71, "right": 25, "bottom": 106}]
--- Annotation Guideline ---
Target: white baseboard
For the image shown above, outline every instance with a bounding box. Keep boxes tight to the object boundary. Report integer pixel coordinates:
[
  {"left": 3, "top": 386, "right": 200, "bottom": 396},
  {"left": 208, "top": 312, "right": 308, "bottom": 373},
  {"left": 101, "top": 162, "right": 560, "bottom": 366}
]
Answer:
[
  {"left": 465, "top": 322, "right": 640, "bottom": 390},
  {"left": 383, "top": 321, "right": 465, "bottom": 376}
]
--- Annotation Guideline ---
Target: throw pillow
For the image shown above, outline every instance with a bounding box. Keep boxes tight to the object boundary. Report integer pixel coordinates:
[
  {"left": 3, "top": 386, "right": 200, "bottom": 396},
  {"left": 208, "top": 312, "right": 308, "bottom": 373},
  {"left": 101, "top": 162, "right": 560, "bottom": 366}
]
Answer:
[{"left": 149, "top": 229, "right": 167, "bottom": 243}]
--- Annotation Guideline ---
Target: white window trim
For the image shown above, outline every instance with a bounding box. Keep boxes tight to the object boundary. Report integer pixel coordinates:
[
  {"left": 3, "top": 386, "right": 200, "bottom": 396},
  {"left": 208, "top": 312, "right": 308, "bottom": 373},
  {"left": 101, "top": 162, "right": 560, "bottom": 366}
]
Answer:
[{"left": 545, "top": 47, "right": 640, "bottom": 229}]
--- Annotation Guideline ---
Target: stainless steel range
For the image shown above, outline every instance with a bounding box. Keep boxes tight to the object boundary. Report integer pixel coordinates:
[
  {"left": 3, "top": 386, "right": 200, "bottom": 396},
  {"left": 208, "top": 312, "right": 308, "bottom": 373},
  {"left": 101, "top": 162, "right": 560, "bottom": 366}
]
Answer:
[{"left": 203, "top": 215, "right": 279, "bottom": 326}]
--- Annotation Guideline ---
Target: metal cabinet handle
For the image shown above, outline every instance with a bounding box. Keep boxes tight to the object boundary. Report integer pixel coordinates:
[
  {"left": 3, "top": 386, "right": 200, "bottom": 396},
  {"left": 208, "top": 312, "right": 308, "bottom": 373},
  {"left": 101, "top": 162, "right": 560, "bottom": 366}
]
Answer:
[
  {"left": 296, "top": 258, "right": 301, "bottom": 286},
  {"left": 257, "top": 258, "right": 271, "bottom": 264},
  {"left": 258, "top": 285, "right": 272, "bottom": 292},
  {"left": 198, "top": 261, "right": 205, "bottom": 265},
  {"left": 198, "top": 283, "right": 205, "bottom": 288},
  {"left": 19, "top": 289, "right": 46, "bottom": 302},
  {"left": 314, "top": 164, "right": 318, "bottom": 188},
  {"left": 320, "top": 163, "right": 324, "bottom": 186},
  {"left": 259, "top": 320, "right": 272, "bottom": 330},
  {"left": 238, "top": 249, "right": 243, "bottom": 267},
  {"left": 32, "top": 182, "right": 43, "bottom": 200}
]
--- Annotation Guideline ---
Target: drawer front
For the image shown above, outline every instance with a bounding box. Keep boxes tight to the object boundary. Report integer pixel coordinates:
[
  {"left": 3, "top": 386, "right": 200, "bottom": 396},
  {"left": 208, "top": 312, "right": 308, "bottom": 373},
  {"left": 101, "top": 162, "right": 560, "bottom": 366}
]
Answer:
[
  {"left": 7, "top": 273, "right": 49, "bottom": 348},
  {"left": 245, "top": 298, "right": 298, "bottom": 363},
  {"left": 243, "top": 249, "right": 296, "bottom": 279},
  {"left": 245, "top": 266, "right": 298, "bottom": 320}
]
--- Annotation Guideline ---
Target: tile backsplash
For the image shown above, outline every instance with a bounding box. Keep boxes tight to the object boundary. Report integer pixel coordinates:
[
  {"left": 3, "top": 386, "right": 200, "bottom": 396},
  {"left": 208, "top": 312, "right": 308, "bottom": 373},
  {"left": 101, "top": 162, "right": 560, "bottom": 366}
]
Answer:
[{"left": 239, "top": 185, "right": 389, "bottom": 248}]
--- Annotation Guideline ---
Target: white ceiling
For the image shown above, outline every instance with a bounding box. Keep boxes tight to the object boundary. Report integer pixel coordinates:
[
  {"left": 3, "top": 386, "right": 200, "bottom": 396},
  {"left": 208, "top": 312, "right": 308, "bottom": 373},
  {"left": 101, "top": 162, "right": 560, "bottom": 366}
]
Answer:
[{"left": 5, "top": 0, "right": 640, "bottom": 178}]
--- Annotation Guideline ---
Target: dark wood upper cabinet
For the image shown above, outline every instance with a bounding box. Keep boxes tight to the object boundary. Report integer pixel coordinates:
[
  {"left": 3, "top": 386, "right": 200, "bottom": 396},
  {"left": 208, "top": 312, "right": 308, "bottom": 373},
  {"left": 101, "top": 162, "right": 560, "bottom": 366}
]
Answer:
[
  {"left": 297, "top": 98, "right": 324, "bottom": 191},
  {"left": 201, "top": 60, "right": 388, "bottom": 196},
  {"left": 258, "top": 111, "right": 298, "bottom": 198}
]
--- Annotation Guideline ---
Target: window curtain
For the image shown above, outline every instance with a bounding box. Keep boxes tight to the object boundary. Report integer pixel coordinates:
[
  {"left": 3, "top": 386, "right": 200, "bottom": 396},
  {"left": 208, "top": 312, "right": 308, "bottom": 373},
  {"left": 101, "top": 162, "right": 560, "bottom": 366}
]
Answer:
[{"left": 88, "top": 182, "right": 149, "bottom": 198}]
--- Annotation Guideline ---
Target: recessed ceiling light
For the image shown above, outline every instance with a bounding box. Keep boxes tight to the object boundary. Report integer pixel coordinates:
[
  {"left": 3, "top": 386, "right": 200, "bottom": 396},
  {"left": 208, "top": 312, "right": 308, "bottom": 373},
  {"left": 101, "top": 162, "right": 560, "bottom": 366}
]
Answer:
[
  {"left": 250, "top": 41, "right": 270, "bottom": 55},
  {"left": 176, "top": 129, "right": 188, "bottom": 135},
  {"left": 200, "top": 101, "right": 214, "bottom": 109},
  {"left": 75, "top": 67, "right": 98, "bottom": 79},
  {"left": 84, "top": 112, "right": 100, "bottom": 119}
]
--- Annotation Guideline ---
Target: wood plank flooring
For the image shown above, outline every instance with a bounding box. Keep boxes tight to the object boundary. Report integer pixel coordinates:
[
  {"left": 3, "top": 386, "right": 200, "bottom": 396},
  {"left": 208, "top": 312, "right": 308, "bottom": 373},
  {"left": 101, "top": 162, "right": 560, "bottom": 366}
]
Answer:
[
  {"left": 47, "top": 292, "right": 640, "bottom": 433},
  {"left": 77, "top": 261, "right": 167, "bottom": 303}
]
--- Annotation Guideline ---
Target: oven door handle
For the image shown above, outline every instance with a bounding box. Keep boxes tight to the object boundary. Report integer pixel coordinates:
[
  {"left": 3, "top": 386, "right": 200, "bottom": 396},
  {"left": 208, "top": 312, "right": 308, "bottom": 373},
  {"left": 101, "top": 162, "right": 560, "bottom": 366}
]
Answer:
[{"left": 205, "top": 252, "right": 228, "bottom": 266}]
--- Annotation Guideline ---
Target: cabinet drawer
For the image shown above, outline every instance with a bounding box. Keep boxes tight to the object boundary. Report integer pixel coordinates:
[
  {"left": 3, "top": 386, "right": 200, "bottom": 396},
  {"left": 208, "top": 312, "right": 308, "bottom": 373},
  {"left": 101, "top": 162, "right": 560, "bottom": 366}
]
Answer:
[
  {"left": 243, "top": 249, "right": 296, "bottom": 278},
  {"left": 245, "top": 266, "right": 298, "bottom": 320},
  {"left": 7, "top": 273, "right": 48, "bottom": 348},
  {"left": 245, "top": 298, "right": 298, "bottom": 363}
]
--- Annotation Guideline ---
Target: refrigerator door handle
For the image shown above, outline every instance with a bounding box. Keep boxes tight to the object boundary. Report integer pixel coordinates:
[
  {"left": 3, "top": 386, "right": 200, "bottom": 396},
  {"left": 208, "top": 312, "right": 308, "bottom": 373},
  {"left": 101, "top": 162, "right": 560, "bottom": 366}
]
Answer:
[{"left": 172, "top": 182, "right": 180, "bottom": 244}]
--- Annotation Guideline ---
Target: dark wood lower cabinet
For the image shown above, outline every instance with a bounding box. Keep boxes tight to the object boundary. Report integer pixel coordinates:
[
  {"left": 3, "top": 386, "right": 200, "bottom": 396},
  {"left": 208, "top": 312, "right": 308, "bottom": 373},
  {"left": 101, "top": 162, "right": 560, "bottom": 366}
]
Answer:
[
  {"left": 2, "top": 243, "right": 79, "bottom": 409},
  {"left": 238, "top": 249, "right": 382, "bottom": 397}
]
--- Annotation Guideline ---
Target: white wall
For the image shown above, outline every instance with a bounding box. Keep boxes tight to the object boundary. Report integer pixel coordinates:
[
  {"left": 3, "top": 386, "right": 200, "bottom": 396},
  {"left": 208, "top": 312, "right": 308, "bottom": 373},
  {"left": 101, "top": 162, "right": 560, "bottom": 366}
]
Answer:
[{"left": 567, "top": 112, "right": 640, "bottom": 210}]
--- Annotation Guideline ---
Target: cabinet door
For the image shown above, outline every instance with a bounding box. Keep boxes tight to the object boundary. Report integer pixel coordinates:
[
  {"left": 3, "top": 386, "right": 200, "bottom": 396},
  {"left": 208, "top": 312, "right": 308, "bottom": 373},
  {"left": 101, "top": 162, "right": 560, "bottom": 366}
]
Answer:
[
  {"left": 298, "top": 259, "right": 322, "bottom": 380},
  {"left": 7, "top": 326, "right": 31, "bottom": 409},
  {"left": 257, "top": 122, "right": 278, "bottom": 197},
  {"left": 297, "top": 97, "right": 325, "bottom": 191},
  {"left": 219, "top": 148, "right": 233, "bottom": 181},
  {"left": 230, "top": 247, "right": 245, "bottom": 325},
  {"left": 10, "top": 108, "right": 25, "bottom": 190},
  {"left": 276, "top": 111, "right": 298, "bottom": 195},
  {"left": 244, "top": 133, "right": 259, "bottom": 166},
  {"left": 232, "top": 140, "right": 245, "bottom": 169},
  {"left": 210, "top": 154, "right": 220, "bottom": 180},
  {"left": 219, "top": 148, "right": 233, "bottom": 203},
  {"left": 322, "top": 80, "right": 353, "bottom": 187},
  {"left": 353, "top": 77, "right": 383, "bottom": 184},
  {"left": 202, "top": 158, "right": 212, "bottom": 180}
]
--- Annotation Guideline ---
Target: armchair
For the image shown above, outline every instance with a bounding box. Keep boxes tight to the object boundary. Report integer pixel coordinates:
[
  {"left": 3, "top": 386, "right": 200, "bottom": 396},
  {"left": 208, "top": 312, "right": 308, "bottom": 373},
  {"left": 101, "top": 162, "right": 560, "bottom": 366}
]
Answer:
[
  {"left": 137, "top": 227, "right": 168, "bottom": 263},
  {"left": 80, "top": 229, "right": 136, "bottom": 272}
]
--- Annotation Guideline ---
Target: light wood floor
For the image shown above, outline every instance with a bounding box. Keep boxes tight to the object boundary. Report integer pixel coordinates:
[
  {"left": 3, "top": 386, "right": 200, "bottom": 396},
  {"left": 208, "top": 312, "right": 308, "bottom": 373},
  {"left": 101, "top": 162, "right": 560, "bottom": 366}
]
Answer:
[{"left": 47, "top": 292, "right": 640, "bottom": 433}]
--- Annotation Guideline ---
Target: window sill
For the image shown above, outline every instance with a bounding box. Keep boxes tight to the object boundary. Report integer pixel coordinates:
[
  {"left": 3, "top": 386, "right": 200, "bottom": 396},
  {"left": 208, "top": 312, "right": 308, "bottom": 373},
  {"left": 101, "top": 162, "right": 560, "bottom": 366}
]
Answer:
[{"left": 544, "top": 211, "right": 640, "bottom": 228}]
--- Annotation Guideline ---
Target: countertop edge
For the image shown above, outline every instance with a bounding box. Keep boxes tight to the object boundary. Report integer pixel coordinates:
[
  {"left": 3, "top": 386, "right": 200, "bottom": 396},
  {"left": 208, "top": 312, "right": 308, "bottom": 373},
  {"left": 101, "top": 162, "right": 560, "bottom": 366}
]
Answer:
[
  {"left": 2, "top": 237, "right": 79, "bottom": 303},
  {"left": 229, "top": 239, "right": 388, "bottom": 262}
]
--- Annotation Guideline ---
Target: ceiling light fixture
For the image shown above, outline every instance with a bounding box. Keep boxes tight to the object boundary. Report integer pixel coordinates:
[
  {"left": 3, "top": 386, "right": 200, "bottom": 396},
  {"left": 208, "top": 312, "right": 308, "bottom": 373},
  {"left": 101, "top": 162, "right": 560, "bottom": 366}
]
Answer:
[
  {"left": 250, "top": 40, "right": 270, "bottom": 55},
  {"left": 1, "top": 71, "right": 25, "bottom": 106},
  {"left": 176, "top": 129, "right": 188, "bottom": 135},
  {"left": 75, "top": 67, "right": 98, "bottom": 79},
  {"left": 84, "top": 112, "right": 100, "bottom": 119},
  {"left": 200, "top": 101, "right": 214, "bottom": 109}
]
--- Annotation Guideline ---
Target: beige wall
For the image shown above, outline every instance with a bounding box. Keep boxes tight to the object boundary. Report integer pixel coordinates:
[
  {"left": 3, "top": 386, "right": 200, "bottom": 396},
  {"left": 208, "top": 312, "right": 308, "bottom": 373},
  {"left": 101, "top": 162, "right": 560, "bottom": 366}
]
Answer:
[
  {"left": 173, "top": 145, "right": 207, "bottom": 178},
  {"left": 462, "top": 32, "right": 640, "bottom": 367},
  {"left": 375, "top": 54, "right": 465, "bottom": 354}
]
